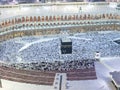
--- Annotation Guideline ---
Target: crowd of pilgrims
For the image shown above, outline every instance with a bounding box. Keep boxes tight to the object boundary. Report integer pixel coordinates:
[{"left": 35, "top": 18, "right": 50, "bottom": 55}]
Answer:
[
  {"left": 0, "top": 31, "right": 120, "bottom": 63},
  {"left": 8, "top": 59, "right": 95, "bottom": 71}
]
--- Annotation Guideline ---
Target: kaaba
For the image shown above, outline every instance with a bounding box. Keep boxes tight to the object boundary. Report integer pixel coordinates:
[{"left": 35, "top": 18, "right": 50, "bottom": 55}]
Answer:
[{"left": 61, "top": 38, "right": 72, "bottom": 54}]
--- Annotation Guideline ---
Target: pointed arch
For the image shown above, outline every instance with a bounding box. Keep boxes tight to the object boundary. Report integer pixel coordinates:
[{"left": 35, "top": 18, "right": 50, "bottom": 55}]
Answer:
[
  {"left": 42, "top": 16, "right": 44, "bottom": 21},
  {"left": 8, "top": 19, "right": 11, "bottom": 25},
  {"left": 49, "top": 16, "right": 52, "bottom": 21},
  {"left": 2, "top": 21, "right": 5, "bottom": 27},
  {"left": 68, "top": 15, "right": 71, "bottom": 20},
  {"left": 34, "top": 16, "right": 37, "bottom": 22},
  {"left": 46, "top": 16, "right": 48, "bottom": 21},
  {"left": 18, "top": 18, "right": 21, "bottom": 23},
  {"left": 38, "top": 16, "right": 40, "bottom": 21},
  {"left": 22, "top": 17, "right": 25, "bottom": 22},
  {"left": 15, "top": 18, "right": 18, "bottom": 23},
  {"left": 65, "top": 15, "right": 67, "bottom": 20},
  {"left": 76, "top": 15, "right": 78, "bottom": 20},
  {"left": 26, "top": 16, "right": 29, "bottom": 22},
  {"left": 57, "top": 16, "right": 60, "bottom": 21},
  {"left": 5, "top": 20, "right": 7, "bottom": 26},
  {"left": 53, "top": 16, "right": 56, "bottom": 21},
  {"left": 30, "top": 16, "right": 33, "bottom": 22},
  {"left": 61, "top": 15, "right": 63, "bottom": 20},
  {"left": 72, "top": 15, "right": 75, "bottom": 20}
]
